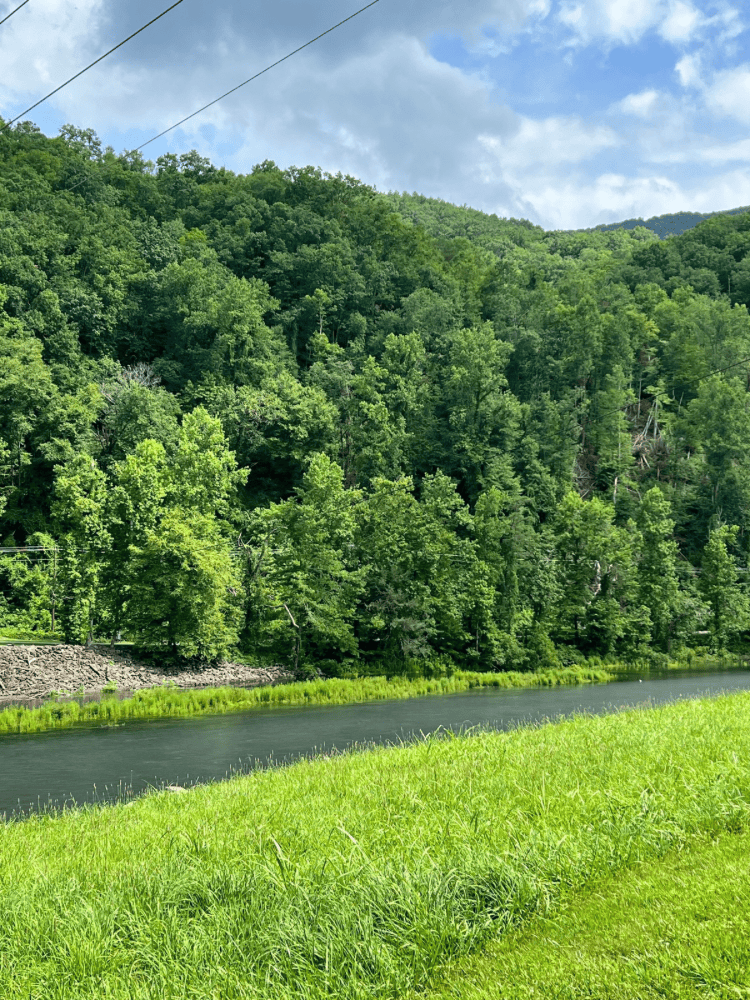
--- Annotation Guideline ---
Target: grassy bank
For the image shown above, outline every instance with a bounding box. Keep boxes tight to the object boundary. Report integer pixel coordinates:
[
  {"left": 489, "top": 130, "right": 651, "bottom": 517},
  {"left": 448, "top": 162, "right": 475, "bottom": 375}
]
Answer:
[
  {"left": 0, "top": 665, "right": 612, "bottom": 734},
  {"left": 426, "top": 826, "right": 750, "bottom": 999},
  {"left": 598, "top": 650, "right": 750, "bottom": 673},
  {"left": 3, "top": 692, "right": 750, "bottom": 998}
]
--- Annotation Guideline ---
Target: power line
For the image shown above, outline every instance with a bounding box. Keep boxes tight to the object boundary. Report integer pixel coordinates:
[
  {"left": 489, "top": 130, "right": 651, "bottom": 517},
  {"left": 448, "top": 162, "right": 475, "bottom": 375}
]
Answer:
[
  {"left": 661, "top": 353, "right": 750, "bottom": 394},
  {"left": 595, "top": 353, "right": 750, "bottom": 420},
  {"left": 131, "top": 0, "right": 381, "bottom": 151},
  {"left": 0, "top": 0, "right": 30, "bottom": 27},
  {"left": 0, "top": 0, "right": 187, "bottom": 133}
]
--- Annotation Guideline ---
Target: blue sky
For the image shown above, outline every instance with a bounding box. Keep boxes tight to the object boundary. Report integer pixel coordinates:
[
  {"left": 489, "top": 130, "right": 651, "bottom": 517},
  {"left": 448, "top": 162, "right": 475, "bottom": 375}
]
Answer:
[{"left": 0, "top": 0, "right": 748, "bottom": 229}]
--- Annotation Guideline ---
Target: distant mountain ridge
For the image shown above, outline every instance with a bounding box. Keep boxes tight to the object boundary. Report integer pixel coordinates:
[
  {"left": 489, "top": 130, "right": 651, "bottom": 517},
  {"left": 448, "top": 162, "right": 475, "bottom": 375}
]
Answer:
[
  {"left": 386, "top": 191, "right": 750, "bottom": 244},
  {"left": 580, "top": 206, "right": 750, "bottom": 240}
]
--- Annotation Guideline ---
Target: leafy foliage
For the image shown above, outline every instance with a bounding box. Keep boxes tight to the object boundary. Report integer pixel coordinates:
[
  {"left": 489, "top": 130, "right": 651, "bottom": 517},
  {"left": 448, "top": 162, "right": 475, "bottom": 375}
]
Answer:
[{"left": 2, "top": 118, "right": 750, "bottom": 664}]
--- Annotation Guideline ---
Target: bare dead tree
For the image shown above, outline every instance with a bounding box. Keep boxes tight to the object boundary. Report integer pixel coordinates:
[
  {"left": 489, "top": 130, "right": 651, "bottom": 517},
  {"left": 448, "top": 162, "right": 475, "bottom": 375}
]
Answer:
[{"left": 100, "top": 363, "right": 161, "bottom": 405}]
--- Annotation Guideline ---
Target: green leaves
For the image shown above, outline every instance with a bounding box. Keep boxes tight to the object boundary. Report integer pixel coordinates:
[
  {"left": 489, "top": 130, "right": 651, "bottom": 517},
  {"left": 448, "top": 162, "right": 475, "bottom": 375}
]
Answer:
[
  {"left": 125, "top": 506, "right": 241, "bottom": 661},
  {"left": 636, "top": 488, "right": 681, "bottom": 651},
  {"left": 104, "top": 410, "right": 245, "bottom": 658},
  {"left": 4, "top": 122, "right": 750, "bottom": 665},
  {"left": 51, "top": 454, "right": 110, "bottom": 644},
  {"left": 699, "top": 524, "right": 749, "bottom": 652},
  {"left": 246, "top": 454, "right": 363, "bottom": 671},
  {"left": 551, "top": 491, "right": 646, "bottom": 655}
]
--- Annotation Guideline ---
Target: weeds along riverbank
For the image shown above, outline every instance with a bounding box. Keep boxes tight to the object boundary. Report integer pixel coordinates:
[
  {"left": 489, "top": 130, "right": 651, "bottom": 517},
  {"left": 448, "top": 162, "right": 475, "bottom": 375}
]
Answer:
[
  {"left": 0, "top": 665, "right": 612, "bottom": 734},
  {"left": 3, "top": 692, "right": 750, "bottom": 998}
]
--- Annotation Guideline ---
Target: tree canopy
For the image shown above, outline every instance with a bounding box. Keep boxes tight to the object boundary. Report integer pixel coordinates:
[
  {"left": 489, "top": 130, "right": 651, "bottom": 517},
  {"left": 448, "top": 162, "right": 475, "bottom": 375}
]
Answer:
[{"left": 2, "top": 117, "right": 749, "bottom": 668}]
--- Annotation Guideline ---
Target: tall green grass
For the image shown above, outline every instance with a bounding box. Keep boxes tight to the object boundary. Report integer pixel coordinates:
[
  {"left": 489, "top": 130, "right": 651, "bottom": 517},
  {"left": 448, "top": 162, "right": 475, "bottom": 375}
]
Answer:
[
  {"left": 2, "top": 692, "right": 750, "bottom": 998},
  {"left": 0, "top": 665, "right": 612, "bottom": 734}
]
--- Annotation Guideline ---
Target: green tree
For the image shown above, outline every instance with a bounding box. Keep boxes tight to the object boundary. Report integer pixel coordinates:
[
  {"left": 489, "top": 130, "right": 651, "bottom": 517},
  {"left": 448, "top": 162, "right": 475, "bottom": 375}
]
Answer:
[
  {"left": 552, "top": 491, "right": 644, "bottom": 655},
  {"left": 107, "top": 410, "right": 245, "bottom": 659},
  {"left": 166, "top": 406, "right": 246, "bottom": 521},
  {"left": 699, "top": 524, "right": 749, "bottom": 652},
  {"left": 192, "top": 370, "right": 338, "bottom": 503},
  {"left": 125, "top": 506, "right": 241, "bottom": 661},
  {"left": 636, "top": 488, "right": 683, "bottom": 651},
  {"left": 104, "top": 439, "right": 170, "bottom": 645},
  {"left": 0, "top": 533, "right": 59, "bottom": 636},
  {"left": 434, "top": 323, "right": 519, "bottom": 499},
  {"left": 246, "top": 454, "right": 363, "bottom": 672},
  {"left": 353, "top": 477, "right": 437, "bottom": 670},
  {"left": 0, "top": 299, "right": 56, "bottom": 529},
  {"left": 307, "top": 336, "right": 406, "bottom": 487},
  {"left": 51, "top": 455, "right": 110, "bottom": 644},
  {"left": 97, "top": 365, "right": 180, "bottom": 467}
]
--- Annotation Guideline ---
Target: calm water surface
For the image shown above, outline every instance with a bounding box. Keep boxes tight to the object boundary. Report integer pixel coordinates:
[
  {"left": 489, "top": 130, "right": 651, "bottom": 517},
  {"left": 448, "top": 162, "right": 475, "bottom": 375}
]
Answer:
[{"left": 2, "top": 669, "right": 750, "bottom": 819}]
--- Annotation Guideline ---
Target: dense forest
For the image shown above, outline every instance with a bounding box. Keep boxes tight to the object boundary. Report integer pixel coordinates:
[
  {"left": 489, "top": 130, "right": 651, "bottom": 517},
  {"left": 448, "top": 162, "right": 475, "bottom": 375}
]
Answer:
[{"left": 2, "top": 118, "right": 750, "bottom": 673}]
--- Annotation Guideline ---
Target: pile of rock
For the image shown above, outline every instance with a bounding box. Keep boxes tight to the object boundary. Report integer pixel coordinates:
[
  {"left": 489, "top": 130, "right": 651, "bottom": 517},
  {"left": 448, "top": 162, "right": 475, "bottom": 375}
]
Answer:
[{"left": 0, "top": 644, "right": 295, "bottom": 706}]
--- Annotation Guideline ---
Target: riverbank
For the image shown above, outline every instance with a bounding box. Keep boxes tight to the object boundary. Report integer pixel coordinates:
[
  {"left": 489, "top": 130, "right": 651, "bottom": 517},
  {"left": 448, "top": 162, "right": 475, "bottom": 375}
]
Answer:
[
  {"left": 0, "top": 642, "right": 295, "bottom": 706},
  {"left": 2, "top": 692, "right": 750, "bottom": 998},
  {"left": 0, "top": 665, "right": 612, "bottom": 734}
]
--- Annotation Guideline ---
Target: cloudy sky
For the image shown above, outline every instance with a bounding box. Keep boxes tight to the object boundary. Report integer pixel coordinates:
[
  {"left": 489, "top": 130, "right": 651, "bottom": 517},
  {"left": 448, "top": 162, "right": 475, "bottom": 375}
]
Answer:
[{"left": 0, "top": 0, "right": 748, "bottom": 229}]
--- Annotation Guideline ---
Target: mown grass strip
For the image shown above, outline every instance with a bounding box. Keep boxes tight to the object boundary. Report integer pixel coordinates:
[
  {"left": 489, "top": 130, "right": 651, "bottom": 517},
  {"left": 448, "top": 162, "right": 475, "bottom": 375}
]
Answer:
[
  {"left": 0, "top": 665, "right": 612, "bottom": 734},
  {"left": 424, "top": 826, "right": 750, "bottom": 999},
  {"left": 2, "top": 692, "right": 750, "bottom": 998}
]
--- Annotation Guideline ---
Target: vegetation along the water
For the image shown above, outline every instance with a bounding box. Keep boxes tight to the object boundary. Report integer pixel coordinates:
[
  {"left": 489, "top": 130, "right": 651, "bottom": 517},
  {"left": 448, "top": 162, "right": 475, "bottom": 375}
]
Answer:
[
  {"left": 3, "top": 691, "right": 750, "bottom": 997},
  {"left": 2, "top": 120, "right": 750, "bottom": 676},
  {"left": 0, "top": 665, "right": 611, "bottom": 734}
]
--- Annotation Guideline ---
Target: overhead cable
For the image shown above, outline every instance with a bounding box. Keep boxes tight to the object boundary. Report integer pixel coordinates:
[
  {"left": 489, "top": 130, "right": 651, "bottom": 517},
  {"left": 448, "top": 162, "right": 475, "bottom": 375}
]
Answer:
[
  {"left": 131, "top": 0, "right": 381, "bottom": 150},
  {"left": 596, "top": 353, "right": 750, "bottom": 419},
  {"left": 0, "top": 0, "right": 31, "bottom": 27},
  {"left": 0, "top": 0, "right": 187, "bottom": 132}
]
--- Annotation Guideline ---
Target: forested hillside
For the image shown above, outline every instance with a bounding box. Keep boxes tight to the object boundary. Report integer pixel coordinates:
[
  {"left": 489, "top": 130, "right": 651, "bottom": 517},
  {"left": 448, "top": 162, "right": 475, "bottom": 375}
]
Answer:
[
  {"left": 584, "top": 205, "right": 750, "bottom": 240},
  {"left": 384, "top": 192, "right": 750, "bottom": 244},
  {"left": 2, "top": 118, "right": 750, "bottom": 671}
]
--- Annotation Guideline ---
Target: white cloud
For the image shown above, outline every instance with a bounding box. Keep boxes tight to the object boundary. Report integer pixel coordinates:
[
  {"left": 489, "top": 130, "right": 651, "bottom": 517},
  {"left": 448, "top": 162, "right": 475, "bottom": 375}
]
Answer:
[
  {"left": 658, "top": 1, "right": 703, "bottom": 43},
  {"left": 708, "top": 4, "right": 745, "bottom": 46},
  {"left": 0, "top": 0, "right": 108, "bottom": 110},
  {"left": 552, "top": 0, "right": 741, "bottom": 50},
  {"left": 479, "top": 116, "right": 619, "bottom": 169},
  {"left": 699, "top": 139, "right": 750, "bottom": 162},
  {"left": 171, "top": 35, "right": 520, "bottom": 206},
  {"left": 705, "top": 64, "right": 750, "bottom": 123},
  {"left": 685, "top": 168, "right": 750, "bottom": 213},
  {"left": 675, "top": 52, "right": 703, "bottom": 87},
  {"left": 524, "top": 172, "right": 682, "bottom": 229},
  {"left": 513, "top": 168, "right": 750, "bottom": 230},
  {"left": 556, "top": 0, "right": 664, "bottom": 46},
  {"left": 618, "top": 89, "right": 660, "bottom": 116}
]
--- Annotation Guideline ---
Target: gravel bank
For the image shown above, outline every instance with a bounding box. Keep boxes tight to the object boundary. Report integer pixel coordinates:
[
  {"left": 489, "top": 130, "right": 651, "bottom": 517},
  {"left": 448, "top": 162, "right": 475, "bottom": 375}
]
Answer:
[{"left": 0, "top": 644, "right": 295, "bottom": 707}]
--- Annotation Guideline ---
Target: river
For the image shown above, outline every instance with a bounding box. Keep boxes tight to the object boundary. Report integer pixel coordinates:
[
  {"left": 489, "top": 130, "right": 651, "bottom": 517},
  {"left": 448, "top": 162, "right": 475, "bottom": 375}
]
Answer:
[{"left": 2, "top": 668, "right": 750, "bottom": 820}]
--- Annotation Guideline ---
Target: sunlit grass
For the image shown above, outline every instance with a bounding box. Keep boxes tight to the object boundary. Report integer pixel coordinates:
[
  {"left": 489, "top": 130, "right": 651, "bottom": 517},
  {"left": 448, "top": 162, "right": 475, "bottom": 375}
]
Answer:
[
  {"left": 2, "top": 691, "right": 750, "bottom": 997},
  {"left": 0, "top": 665, "right": 612, "bottom": 734},
  {"left": 424, "top": 826, "right": 750, "bottom": 999}
]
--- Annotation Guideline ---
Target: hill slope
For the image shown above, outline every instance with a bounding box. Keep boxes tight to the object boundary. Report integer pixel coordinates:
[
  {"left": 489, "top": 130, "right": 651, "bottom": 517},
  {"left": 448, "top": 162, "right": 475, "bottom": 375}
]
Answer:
[{"left": 582, "top": 205, "right": 750, "bottom": 239}]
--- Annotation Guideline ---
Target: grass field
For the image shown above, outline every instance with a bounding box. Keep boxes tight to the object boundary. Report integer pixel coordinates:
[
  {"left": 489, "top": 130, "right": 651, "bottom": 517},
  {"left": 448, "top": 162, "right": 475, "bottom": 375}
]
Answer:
[
  {"left": 0, "top": 665, "right": 612, "bottom": 734},
  {"left": 2, "top": 691, "right": 750, "bottom": 998},
  {"left": 426, "top": 827, "right": 750, "bottom": 999}
]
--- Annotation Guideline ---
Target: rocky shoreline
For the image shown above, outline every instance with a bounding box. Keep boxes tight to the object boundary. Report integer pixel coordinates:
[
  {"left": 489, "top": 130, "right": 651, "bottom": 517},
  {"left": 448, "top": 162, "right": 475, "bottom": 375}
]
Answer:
[{"left": 0, "top": 644, "right": 296, "bottom": 707}]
